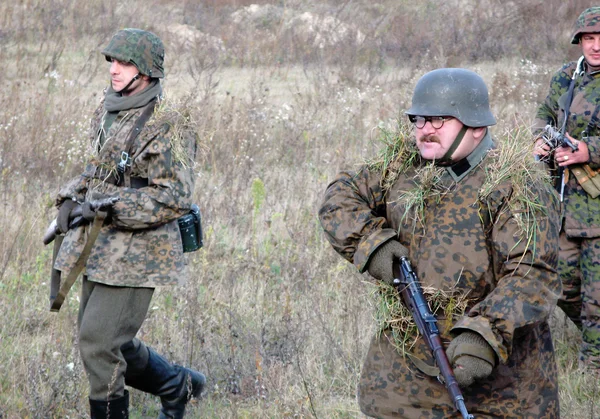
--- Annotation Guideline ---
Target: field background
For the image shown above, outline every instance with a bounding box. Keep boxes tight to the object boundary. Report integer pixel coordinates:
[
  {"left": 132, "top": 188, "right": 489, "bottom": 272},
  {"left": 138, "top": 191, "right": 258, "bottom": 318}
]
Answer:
[{"left": 1, "top": 0, "right": 599, "bottom": 417}]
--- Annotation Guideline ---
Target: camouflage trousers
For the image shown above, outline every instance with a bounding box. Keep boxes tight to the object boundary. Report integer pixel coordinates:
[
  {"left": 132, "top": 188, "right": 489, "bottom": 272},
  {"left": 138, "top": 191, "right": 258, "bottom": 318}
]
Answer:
[{"left": 558, "top": 230, "right": 600, "bottom": 369}]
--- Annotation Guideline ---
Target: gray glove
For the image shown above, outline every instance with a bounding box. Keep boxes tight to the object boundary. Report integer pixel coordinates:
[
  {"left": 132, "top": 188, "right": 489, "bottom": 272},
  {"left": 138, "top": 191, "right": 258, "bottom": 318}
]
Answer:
[
  {"left": 81, "top": 192, "right": 111, "bottom": 222},
  {"left": 366, "top": 240, "right": 409, "bottom": 284},
  {"left": 56, "top": 199, "right": 79, "bottom": 234},
  {"left": 446, "top": 331, "right": 496, "bottom": 388}
]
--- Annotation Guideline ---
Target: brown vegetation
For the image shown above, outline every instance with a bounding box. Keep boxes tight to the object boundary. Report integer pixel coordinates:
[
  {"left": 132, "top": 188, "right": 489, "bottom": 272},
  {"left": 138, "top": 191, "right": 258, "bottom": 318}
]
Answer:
[{"left": 1, "top": 0, "right": 599, "bottom": 417}]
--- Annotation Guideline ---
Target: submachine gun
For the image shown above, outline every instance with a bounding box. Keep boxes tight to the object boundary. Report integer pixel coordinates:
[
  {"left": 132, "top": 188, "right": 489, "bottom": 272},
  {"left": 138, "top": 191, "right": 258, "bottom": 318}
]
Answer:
[
  {"left": 43, "top": 197, "right": 120, "bottom": 245},
  {"left": 538, "top": 124, "right": 579, "bottom": 153},
  {"left": 393, "top": 256, "right": 474, "bottom": 419},
  {"left": 537, "top": 124, "right": 579, "bottom": 202}
]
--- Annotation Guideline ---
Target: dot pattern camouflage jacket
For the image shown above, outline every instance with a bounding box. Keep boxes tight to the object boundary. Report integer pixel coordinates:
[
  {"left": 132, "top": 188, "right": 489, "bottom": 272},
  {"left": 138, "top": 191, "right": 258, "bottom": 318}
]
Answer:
[
  {"left": 53, "top": 93, "right": 196, "bottom": 288},
  {"left": 319, "top": 133, "right": 562, "bottom": 417}
]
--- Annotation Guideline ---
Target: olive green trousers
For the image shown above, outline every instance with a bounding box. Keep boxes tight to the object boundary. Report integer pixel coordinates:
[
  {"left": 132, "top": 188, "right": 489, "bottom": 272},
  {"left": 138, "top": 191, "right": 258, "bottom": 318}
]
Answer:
[{"left": 77, "top": 276, "right": 154, "bottom": 400}]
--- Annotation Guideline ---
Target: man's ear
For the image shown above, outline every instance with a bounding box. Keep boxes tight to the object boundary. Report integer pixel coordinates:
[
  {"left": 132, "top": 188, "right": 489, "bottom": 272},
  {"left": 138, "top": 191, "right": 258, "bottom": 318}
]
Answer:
[{"left": 472, "top": 127, "right": 487, "bottom": 143}]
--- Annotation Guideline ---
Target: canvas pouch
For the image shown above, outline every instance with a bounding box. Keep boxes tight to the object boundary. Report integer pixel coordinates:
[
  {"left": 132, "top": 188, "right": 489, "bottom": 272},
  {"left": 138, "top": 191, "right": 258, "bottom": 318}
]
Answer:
[{"left": 571, "top": 164, "right": 600, "bottom": 198}]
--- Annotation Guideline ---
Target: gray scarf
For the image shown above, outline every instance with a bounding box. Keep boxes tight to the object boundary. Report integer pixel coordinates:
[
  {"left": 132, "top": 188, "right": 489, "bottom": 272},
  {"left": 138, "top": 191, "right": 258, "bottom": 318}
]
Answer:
[{"left": 104, "top": 79, "right": 162, "bottom": 112}]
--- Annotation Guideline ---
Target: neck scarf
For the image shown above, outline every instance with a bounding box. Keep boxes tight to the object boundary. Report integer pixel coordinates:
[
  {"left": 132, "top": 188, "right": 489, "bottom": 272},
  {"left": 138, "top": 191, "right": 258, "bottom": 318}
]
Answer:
[{"left": 104, "top": 79, "right": 162, "bottom": 112}]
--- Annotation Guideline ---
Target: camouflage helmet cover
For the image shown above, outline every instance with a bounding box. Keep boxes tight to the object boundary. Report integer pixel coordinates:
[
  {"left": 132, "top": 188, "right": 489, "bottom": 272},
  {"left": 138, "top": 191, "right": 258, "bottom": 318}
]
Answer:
[
  {"left": 102, "top": 28, "right": 165, "bottom": 78},
  {"left": 571, "top": 7, "right": 600, "bottom": 44},
  {"left": 405, "top": 68, "right": 496, "bottom": 127}
]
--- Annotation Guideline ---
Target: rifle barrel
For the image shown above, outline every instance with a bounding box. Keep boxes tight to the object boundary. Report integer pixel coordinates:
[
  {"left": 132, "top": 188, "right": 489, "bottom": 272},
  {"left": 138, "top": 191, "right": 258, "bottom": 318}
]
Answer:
[{"left": 394, "top": 257, "right": 474, "bottom": 419}]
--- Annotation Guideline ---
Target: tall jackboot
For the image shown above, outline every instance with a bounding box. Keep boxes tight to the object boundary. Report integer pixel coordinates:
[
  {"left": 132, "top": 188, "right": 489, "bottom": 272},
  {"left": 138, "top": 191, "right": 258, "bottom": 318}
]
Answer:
[
  {"left": 89, "top": 390, "right": 129, "bottom": 419},
  {"left": 121, "top": 340, "right": 206, "bottom": 419}
]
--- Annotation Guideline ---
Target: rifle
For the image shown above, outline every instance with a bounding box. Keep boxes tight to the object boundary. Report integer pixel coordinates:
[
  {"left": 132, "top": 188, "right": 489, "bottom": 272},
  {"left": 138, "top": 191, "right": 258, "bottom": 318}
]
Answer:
[
  {"left": 43, "top": 197, "right": 120, "bottom": 245},
  {"left": 393, "top": 256, "right": 474, "bottom": 419}
]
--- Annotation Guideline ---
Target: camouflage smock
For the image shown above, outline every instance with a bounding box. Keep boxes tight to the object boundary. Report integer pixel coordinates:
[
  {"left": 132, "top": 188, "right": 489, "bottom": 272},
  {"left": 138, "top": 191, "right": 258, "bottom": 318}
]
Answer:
[
  {"left": 319, "top": 133, "right": 561, "bottom": 418},
  {"left": 535, "top": 60, "right": 600, "bottom": 237},
  {"left": 53, "top": 93, "right": 196, "bottom": 287}
]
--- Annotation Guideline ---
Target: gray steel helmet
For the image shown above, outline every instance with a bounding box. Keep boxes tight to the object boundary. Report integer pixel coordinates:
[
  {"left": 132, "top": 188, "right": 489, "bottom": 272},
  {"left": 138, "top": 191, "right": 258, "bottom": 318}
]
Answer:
[
  {"left": 405, "top": 68, "right": 496, "bottom": 127},
  {"left": 571, "top": 7, "right": 600, "bottom": 44},
  {"left": 102, "top": 28, "right": 165, "bottom": 78}
]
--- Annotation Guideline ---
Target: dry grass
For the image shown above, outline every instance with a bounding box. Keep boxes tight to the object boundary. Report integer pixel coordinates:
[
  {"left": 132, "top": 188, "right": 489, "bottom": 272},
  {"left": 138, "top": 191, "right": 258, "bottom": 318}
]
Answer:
[{"left": 1, "top": 0, "right": 599, "bottom": 418}]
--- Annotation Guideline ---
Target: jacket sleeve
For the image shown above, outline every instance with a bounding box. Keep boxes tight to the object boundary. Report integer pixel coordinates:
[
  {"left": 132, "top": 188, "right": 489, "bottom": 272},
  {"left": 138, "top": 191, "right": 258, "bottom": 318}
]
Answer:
[
  {"left": 451, "top": 182, "right": 561, "bottom": 364},
  {"left": 318, "top": 166, "right": 397, "bottom": 273},
  {"left": 56, "top": 175, "right": 89, "bottom": 207},
  {"left": 99, "top": 122, "right": 196, "bottom": 230},
  {"left": 533, "top": 64, "right": 573, "bottom": 133}
]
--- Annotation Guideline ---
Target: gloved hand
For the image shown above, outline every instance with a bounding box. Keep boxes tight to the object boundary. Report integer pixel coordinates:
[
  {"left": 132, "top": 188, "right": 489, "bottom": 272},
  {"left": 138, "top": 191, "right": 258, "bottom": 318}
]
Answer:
[
  {"left": 81, "top": 192, "right": 111, "bottom": 222},
  {"left": 446, "top": 331, "right": 496, "bottom": 388},
  {"left": 366, "top": 240, "right": 409, "bottom": 284},
  {"left": 81, "top": 201, "right": 97, "bottom": 222},
  {"left": 56, "top": 199, "right": 79, "bottom": 234}
]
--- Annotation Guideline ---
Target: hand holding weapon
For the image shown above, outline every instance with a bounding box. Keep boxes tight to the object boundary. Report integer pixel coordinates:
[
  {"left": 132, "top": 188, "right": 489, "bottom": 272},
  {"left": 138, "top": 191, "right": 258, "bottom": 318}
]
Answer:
[{"left": 43, "top": 197, "right": 119, "bottom": 245}]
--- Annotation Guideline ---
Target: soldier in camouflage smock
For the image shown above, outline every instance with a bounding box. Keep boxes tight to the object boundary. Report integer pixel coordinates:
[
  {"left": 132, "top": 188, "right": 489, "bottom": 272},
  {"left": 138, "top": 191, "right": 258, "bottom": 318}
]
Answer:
[
  {"left": 320, "top": 69, "right": 561, "bottom": 418},
  {"left": 534, "top": 7, "right": 600, "bottom": 371},
  {"left": 52, "top": 29, "right": 205, "bottom": 418}
]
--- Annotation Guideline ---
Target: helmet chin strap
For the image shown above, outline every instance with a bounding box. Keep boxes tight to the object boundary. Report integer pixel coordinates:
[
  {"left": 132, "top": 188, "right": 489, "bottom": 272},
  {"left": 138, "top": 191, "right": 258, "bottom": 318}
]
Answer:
[
  {"left": 116, "top": 73, "right": 140, "bottom": 94},
  {"left": 438, "top": 125, "right": 469, "bottom": 165}
]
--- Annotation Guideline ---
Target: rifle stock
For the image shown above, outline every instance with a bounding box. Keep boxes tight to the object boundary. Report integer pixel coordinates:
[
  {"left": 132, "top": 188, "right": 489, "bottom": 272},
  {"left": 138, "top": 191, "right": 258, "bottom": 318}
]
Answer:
[{"left": 393, "top": 256, "right": 474, "bottom": 419}]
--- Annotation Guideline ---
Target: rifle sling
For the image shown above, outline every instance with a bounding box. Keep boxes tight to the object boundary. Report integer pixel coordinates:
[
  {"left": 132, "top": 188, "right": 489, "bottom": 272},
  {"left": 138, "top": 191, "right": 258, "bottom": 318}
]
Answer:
[
  {"left": 49, "top": 235, "right": 64, "bottom": 305},
  {"left": 50, "top": 211, "right": 107, "bottom": 312},
  {"left": 407, "top": 352, "right": 441, "bottom": 377},
  {"left": 119, "top": 99, "right": 157, "bottom": 188},
  {"left": 556, "top": 61, "right": 581, "bottom": 197}
]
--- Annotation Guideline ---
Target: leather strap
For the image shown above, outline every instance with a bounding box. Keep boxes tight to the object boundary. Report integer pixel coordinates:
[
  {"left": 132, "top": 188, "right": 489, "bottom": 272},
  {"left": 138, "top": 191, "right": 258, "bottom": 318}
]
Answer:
[
  {"left": 118, "top": 99, "right": 157, "bottom": 187},
  {"left": 407, "top": 353, "right": 441, "bottom": 377},
  {"left": 50, "top": 211, "right": 107, "bottom": 312},
  {"left": 49, "top": 235, "right": 64, "bottom": 305},
  {"left": 130, "top": 177, "right": 149, "bottom": 189}
]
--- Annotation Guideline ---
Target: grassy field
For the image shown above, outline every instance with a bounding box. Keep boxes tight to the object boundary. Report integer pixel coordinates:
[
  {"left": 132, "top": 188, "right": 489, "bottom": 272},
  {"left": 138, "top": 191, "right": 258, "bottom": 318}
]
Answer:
[{"left": 1, "top": 0, "right": 600, "bottom": 417}]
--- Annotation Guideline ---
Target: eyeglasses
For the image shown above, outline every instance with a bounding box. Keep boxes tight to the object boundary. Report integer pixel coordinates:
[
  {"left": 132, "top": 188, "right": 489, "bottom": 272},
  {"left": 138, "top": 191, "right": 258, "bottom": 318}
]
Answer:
[{"left": 408, "top": 115, "right": 454, "bottom": 129}]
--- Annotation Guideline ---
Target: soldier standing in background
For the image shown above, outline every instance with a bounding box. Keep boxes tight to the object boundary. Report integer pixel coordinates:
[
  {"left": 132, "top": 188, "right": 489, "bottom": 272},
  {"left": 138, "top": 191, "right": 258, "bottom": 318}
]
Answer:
[
  {"left": 51, "top": 28, "right": 205, "bottom": 418},
  {"left": 320, "top": 68, "right": 561, "bottom": 417},
  {"left": 535, "top": 7, "right": 600, "bottom": 372}
]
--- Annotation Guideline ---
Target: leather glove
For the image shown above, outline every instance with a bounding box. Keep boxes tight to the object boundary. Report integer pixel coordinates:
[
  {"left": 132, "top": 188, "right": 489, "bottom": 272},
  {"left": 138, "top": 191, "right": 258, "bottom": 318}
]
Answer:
[
  {"left": 81, "top": 201, "right": 97, "bottom": 222},
  {"left": 56, "top": 199, "right": 79, "bottom": 234},
  {"left": 366, "top": 240, "right": 409, "bottom": 284},
  {"left": 81, "top": 192, "right": 111, "bottom": 222},
  {"left": 446, "top": 331, "right": 496, "bottom": 388}
]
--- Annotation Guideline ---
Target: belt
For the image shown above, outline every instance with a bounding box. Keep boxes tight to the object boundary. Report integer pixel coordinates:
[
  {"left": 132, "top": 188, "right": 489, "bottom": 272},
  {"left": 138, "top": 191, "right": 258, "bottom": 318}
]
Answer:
[
  {"left": 85, "top": 167, "right": 148, "bottom": 189},
  {"left": 130, "top": 177, "right": 149, "bottom": 189}
]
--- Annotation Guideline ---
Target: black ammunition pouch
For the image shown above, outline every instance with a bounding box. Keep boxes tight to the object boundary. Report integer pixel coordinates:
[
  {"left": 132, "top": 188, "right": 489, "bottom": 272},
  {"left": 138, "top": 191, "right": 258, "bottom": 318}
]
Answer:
[{"left": 178, "top": 204, "right": 203, "bottom": 253}]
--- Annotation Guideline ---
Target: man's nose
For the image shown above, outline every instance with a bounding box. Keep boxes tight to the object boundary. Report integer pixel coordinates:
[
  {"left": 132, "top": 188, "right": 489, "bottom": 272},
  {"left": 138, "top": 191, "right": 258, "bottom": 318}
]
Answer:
[
  {"left": 110, "top": 61, "right": 119, "bottom": 74},
  {"left": 421, "top": 121, "right": 437, "bottom": 134}
]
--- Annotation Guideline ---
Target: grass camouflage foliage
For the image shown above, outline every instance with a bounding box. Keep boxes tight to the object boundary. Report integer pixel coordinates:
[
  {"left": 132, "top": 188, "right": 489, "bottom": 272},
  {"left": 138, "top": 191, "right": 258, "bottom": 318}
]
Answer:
[{"left": 1, "top": 0, "right": 599, "bottom": 418}]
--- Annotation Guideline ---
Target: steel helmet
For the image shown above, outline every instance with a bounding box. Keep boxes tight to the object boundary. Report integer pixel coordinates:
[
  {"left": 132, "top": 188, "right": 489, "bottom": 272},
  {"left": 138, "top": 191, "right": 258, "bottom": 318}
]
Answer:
[
  {"left": 571, "top": 7, "right": 600, "bottom": 44},
  {"left": 102, "top": 28, "right": 165, "bottom": 78},
  {"left": 405, "top": 68, "right": 496, "bottom": 127}
]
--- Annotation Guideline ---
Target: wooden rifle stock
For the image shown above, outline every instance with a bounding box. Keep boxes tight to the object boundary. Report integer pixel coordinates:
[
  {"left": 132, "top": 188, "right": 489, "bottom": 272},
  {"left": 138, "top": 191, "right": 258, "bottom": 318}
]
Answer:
[{"left": 393, "top": 256, "right": 474, "bottom": 419}]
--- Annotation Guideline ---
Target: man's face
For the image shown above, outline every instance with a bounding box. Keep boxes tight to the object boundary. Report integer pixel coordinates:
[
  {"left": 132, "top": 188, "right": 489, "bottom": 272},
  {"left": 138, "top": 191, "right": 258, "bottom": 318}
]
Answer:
[
  {"left": 109, "top": 58, "right": 149, "bottom": 96},
  {"left": 414, "top": 116, "right": 483, "bottom": 162},
  {"left": 581, "top": 33, "right": 600, "bottom": 67}
]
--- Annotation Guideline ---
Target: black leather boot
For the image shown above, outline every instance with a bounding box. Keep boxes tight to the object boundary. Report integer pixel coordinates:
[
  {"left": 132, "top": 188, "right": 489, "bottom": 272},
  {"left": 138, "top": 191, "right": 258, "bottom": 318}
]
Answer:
[
  {"left": 89, "top": 390, "right": 129, "bottom": 419},
  {"left": 121, "top": 340, "right": 206, "bottom": 419}
]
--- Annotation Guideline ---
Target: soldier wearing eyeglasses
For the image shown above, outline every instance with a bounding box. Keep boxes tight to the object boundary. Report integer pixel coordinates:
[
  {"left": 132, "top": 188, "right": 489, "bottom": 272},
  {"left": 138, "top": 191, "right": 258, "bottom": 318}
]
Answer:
[{"left": 319, "top": 68, "right": 561, "bottom": 418}]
